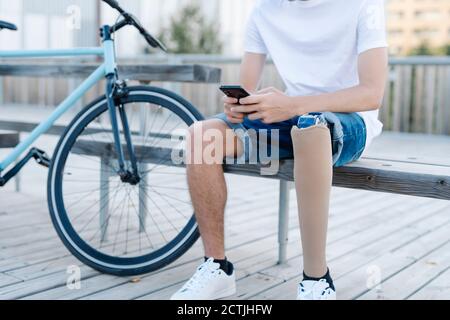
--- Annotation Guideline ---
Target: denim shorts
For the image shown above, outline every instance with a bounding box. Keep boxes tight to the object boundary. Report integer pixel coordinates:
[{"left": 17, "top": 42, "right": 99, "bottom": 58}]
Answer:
[{"left": 213, "top": 112, "right": 367, "bottom": 167}]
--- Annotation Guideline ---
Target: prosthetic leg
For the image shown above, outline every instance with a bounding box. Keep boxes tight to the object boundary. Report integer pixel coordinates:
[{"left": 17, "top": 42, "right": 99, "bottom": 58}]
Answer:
[{"left": 291, "top": 124, "right": 333, "bottom": 277}]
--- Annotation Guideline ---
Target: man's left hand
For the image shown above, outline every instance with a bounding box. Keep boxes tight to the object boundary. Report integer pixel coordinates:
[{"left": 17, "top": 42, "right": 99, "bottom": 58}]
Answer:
[{"left": 232, "top": 87, "right": 302, "bottom": 124}]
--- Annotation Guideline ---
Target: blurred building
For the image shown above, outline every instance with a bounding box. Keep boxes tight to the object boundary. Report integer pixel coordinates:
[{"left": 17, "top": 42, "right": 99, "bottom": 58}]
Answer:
[
  {"left": 387, "top": 0, "right": 450, "bottom": 55},
  {"left": 0, "top": 0, "right": 98, "bottom": 49},
  {"left": 0, "top": 0, "right": 256, "bottom": 56},
  {"left": 1, "top": 0, "right": 450, "bottom": 57}
]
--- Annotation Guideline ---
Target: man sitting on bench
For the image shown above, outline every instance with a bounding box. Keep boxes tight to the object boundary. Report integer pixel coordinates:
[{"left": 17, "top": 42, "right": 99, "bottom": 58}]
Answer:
[{"left": 171, "top": 0, "right": 388, "bottom": 300}]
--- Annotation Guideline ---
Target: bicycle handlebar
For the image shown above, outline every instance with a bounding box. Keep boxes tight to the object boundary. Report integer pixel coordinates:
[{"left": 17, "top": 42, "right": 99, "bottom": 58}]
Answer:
[
  {"left": 102, "top": 0, "right": 124, "bottom": 13},
  {"left": 102, "top": 0, "right": 167, "bottom": 52}
]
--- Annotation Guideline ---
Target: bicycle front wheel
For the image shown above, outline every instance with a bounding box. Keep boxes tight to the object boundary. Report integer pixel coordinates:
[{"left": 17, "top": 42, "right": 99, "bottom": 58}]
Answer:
[{"left": 48, "top": 86, "right": 203, "bottom": 276}]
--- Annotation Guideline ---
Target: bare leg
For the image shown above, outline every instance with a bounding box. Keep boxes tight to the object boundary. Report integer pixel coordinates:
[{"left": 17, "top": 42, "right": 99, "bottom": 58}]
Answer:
[
  {"left": 186, "top": 119, "right": 242, "bottom": 259},
  {"left": 291, "top": 125, "right": 332, "bottom": 277}
]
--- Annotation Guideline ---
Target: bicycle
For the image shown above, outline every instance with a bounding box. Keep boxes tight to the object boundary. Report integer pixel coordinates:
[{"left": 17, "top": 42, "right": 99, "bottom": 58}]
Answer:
[{"left": 0, "top": 0, "right": 204, "bottom": 275}]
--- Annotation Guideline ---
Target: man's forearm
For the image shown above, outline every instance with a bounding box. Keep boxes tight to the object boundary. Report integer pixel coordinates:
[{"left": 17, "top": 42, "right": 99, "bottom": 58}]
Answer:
[
  {"left": 240, "top": 53, "right": 267, "bottom": 93},
  {"left": 292, "top": 84, "right": 384, "bottom": 115}
]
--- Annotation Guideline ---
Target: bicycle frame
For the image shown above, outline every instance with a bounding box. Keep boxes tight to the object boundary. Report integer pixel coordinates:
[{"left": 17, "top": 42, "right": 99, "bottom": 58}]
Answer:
[{"left": 0, "top": 26, "right": 135, "bottom": 182}]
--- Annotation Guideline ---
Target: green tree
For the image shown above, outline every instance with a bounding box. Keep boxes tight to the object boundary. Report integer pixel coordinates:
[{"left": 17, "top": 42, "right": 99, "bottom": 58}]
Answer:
[
  {"left": 158, "top": 4, "right": 222, "bottom": 54},
  {"left": 440, "top": 44, "right": 450, "bottom": 56},
  {"left": 409, "top": 42, "right": 434, "bottom": 56}
]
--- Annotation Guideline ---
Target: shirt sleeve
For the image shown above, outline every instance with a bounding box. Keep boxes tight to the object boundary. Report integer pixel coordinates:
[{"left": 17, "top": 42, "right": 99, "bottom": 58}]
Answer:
[
  {"left": 244, "top": 7, "right": 268, "bottom": 55},
  {"left": 357, "top": 0, "right": 388, "bottom": 55}
]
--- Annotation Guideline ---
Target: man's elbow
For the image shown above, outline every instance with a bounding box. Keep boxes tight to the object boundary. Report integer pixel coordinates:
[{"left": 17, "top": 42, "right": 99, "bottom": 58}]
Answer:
[
  {"left": 367, "top": 95, "right": 383, "bottom": 111},
  {"left": 364, "top": 87, "right": 384, "bottom": 111}
]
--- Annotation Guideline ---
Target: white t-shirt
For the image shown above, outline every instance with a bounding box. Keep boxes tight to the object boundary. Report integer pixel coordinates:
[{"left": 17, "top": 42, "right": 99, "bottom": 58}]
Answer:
[{"left": 245, "top": 0, "right": 388, "bottom": 150}]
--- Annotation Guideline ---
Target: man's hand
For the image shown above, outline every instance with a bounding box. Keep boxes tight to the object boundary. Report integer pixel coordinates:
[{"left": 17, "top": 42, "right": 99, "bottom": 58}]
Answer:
[
  {"left": 223, "top": 96, "right": 245, "bottom": 123},
  {"left": 232, "top": 87, "right": 302, "bottom": 124},
  {"left": 223, "top": 52, "right": 267, "bottom": 123}
]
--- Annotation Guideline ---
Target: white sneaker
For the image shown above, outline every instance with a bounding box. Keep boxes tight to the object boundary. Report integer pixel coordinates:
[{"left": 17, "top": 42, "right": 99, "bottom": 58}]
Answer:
[
  {"left": 170, "top": 258, "right": 236, "bottom": 300},
  {"left": 297, "top": 279, "right": 336, "bottom": 300}
]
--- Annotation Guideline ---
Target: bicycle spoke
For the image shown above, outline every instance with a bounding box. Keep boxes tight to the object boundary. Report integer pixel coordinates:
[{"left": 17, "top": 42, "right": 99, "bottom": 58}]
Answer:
[
  {"left": 146, "top": 186, "right": 190, "bottom": 219},
  {"left": 140, "top": 156, "right": 177, "bottom": 179},
  {"left": 138, "top": 112, "right": 175, "bottom": 163},
  {"left": 62, "top": 185, "right": 105, "bottom": 197},
  {"left": 138, "top": 185, "right": 180, "bottom": 233},
  {"left": 134, "top": 186, "right": 169, "bottom": 243},
  {"left": 112, "top": 189, "right": 130, "bottom": 254},
  {"left": 76, "top": 183, "right": 125, "bottom": 234},
  {"left": 125, "top": 187, "right": 131, "bottom": 255},
  {"left": 69, "top": 181, "right": 121, "bottom": 225},
  {"left": 138, "top": 105, "right": 160, "bottom": 163},
  {"left": 126, "top": 187, "right": 155, "bottom": 249},
  {"left": 64, "top": 180, "right": 121, "bottom": 212},
  {"left": 148, "top": 186, "right": 192, "bottom": 206},
  {"left": 69, "top": 153, "right": 117, "bottom": 173},
  {"left": 88, "top": 184, "right": 127, "bottom": 244},
  {"left": 65, "top": 165, "right": 107, "bottom": 172},
  {"left": 144, "top": 184, "right": 188, "bottom": 191},
  {"left": 140, "top": 169, "right": 186, "bottom": 176}
]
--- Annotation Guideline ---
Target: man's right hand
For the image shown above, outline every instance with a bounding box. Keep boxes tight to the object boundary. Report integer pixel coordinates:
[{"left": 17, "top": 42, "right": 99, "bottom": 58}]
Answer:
[{"left": 223, "top": 96, "right": 245, "bottom": 123}]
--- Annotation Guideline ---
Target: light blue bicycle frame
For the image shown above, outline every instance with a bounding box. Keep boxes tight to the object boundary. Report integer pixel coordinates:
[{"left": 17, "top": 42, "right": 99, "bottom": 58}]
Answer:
[{"left": 0, "top": 41, "right": 117, "bottom": 172}]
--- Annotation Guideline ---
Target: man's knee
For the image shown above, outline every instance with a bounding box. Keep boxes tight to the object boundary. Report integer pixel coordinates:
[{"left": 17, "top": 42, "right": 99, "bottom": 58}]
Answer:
[
  {"left": 186, "top": 119, "right": 230, "bottom": 164},
  {"left": 187, "top": 119, "right": 227, "bottom": 148}
]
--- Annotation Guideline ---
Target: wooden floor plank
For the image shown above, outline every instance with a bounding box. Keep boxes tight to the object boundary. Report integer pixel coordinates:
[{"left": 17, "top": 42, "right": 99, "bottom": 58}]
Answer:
[
  {"left": 346, "top": 221, "right": 450, "bottom": 300},
  {"left": 0, "top": 273, "right": 22, "bottom": 287},
  {"left": 357, "top": 241, "right": 450, "bottom": 300},
  {"left": 408, "top": 268, "right": 450, "bottom": 300}
]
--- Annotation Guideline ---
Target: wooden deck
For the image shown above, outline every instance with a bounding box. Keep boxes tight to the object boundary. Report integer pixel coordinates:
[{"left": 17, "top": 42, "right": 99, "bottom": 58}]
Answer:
[
  {"left": 0, "top": 176, "right": 449, "bottom": 300},
  {"left": 0, "top": 132, "right": 449, "bottom": 300}
]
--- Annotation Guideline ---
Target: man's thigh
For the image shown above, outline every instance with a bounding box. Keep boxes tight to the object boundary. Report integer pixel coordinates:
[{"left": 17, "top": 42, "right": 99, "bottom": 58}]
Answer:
[
  {"left": 191, "top": 118, "right": 244, "bottom": 159},
  {"left": 213, "top": 113, "right": 296, "bottom": 161}
]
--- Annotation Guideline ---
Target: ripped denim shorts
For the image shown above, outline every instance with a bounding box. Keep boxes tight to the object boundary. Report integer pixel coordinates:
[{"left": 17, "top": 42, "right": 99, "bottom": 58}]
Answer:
[{"left": 213, "top": 112, "right": 366, "bottom": 167}]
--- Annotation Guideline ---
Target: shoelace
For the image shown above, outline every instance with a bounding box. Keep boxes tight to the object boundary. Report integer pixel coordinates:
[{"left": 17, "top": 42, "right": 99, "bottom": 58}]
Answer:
[
  {"left": 181, "top": 259, "right": 220, "bottom": 292},
  {"left": 299, "top": 279, "right": 332, "bottom": 298}
]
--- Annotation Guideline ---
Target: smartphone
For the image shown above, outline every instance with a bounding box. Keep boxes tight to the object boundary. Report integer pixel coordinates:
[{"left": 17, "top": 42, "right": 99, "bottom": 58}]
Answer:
[{"left": 219, "top": 85, "right": 250, "bottom": 103}]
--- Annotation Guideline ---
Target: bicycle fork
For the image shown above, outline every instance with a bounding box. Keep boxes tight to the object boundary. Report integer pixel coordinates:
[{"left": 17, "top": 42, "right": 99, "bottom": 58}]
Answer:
[{"left": 105, "top": 75, "right": 140, "bottom": 185}]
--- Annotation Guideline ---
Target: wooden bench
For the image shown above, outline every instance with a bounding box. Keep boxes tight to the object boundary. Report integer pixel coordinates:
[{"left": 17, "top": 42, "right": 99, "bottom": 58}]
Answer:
[
  {"left": 72, "top": 133, "right": 450, "bottom": 264},
  {"left": 0, "top": 63, "right": 221, "bottom": 83},
  {"left": 0, "top": 130, "right": 19, "bottom": 148}
]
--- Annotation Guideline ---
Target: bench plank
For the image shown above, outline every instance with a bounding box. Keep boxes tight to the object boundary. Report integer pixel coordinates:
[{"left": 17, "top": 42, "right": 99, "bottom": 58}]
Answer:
[
  {"left": 224, "top": 161, "right": 450, "bottom": 200},
  {"left": 71, "top": 136, "right": 450, "bottom": 201},
  {"left": 0, "top": 130, "right": 19, "bottom": 148},
  {"left": 0, "top": 63, "right": 221, "bottom": 83}
]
